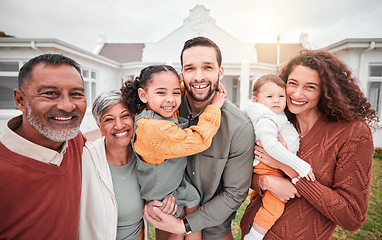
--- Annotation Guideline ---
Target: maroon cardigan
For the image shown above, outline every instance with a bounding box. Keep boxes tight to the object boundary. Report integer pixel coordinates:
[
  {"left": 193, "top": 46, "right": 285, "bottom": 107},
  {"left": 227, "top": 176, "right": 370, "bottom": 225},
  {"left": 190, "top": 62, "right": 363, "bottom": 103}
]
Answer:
[{"left": 240, "top": 118, "right": 374, "bottom": 240}]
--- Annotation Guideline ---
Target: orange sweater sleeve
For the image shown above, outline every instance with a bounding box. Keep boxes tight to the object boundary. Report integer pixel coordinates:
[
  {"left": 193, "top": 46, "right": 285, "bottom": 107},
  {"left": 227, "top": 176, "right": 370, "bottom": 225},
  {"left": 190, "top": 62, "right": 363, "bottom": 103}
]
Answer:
[{"left": 134, "top": 105, "right": 221, "bottom": 165}]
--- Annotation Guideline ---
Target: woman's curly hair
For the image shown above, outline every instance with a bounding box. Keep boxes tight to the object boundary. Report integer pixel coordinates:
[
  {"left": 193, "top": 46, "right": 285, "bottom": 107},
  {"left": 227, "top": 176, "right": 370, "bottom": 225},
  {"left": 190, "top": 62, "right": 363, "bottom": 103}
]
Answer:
[
  {"left": 279, "top": 50, "right": 379, "bottom": 127},
  {"left": 120, "top": 65, "right": 180, "bottom": 115}
]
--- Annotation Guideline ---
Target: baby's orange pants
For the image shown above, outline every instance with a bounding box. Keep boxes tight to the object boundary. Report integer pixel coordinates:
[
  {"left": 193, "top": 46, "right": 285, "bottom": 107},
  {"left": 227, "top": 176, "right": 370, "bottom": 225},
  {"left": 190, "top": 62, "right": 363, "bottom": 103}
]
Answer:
[{"left": 250, "top": 162, "right": 285, "bottom": 229}]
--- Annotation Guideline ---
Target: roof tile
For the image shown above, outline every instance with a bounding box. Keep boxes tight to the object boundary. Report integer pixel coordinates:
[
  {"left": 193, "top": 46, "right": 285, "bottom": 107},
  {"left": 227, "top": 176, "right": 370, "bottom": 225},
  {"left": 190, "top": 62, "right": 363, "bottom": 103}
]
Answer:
[
  {"left": 99, "top": 43, "right": 144, "bottom": 62},
  {"left": 255, "top": 43, "right": 304, "bottom": 65}
]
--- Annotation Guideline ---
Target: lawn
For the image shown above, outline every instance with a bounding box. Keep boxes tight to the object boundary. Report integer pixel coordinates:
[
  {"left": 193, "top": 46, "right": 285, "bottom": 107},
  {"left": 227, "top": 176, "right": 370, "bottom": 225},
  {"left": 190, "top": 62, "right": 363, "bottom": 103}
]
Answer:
[{"left": 149, "top": 158, "right": 382, "bottom": 239}]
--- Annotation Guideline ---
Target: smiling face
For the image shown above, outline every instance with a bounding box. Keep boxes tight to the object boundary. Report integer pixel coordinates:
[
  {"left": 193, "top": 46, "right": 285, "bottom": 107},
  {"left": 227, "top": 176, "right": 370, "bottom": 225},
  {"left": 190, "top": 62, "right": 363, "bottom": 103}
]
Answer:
[
  {"left": 138, "top": 71, "right": 182, "bottom": 118},
  {"left": 14, "top": 62, "right": 86, "bottom": 147},
  {"left": 181, "top": 46, "right": 224, "bottom": 104},
  {"left": 99, "top": 102, "right": 134, "bottom": 148},
  {"left": 254, "top": 82, "right": 286, "bottom": 114},
  {"left": 286, "top": 65, "right": 321, "bottom": 118}
]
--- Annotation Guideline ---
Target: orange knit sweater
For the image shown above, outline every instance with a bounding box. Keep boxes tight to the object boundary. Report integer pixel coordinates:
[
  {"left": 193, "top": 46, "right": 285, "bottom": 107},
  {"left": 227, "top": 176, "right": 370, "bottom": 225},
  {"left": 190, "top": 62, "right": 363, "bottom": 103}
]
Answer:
[{"left": 134, "top": 105, "right": 221, "bottom": 165}]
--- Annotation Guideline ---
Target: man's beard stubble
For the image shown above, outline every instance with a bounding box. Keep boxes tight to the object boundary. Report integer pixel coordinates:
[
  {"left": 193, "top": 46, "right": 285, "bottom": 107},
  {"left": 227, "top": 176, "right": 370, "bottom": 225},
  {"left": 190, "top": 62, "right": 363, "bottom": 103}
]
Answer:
[
  {"left": 184, "top": 74, "right": 220, "bottom": 102},
  {"left": 25, "top": 102, "right": 80, "bottom": 143}
]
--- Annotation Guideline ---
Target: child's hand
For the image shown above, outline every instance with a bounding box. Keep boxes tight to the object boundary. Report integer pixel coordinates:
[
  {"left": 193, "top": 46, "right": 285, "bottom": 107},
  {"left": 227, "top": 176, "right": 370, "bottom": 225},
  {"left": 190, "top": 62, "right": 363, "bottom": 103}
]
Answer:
[
  {"left": 211, "top": 83, "right": 227, "bottom": 108},
  {"left": 305, "top": 168, "right": 316, "bottom": 181},
  {"left": 217, "top": 82, "right": 227, "bottom": 94}
]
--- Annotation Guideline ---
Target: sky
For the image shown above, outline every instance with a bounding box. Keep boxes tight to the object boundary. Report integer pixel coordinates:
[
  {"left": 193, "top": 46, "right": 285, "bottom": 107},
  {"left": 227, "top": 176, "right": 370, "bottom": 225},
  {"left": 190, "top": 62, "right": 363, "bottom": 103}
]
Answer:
[{"left": 1, "top": 0, "right": 382, "bottom": 53}]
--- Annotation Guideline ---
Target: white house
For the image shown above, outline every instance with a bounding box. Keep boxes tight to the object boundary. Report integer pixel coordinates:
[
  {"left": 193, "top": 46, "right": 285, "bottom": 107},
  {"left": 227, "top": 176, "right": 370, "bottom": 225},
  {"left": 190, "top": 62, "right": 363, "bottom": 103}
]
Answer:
[
  {"left": 0, "top": 5, "right": 381, "bottom": 146},
  {"left": 97, "top": 5, "right": 305, "bottom": 107},
  {"left": 323, "top": 38, "right": 382, "bottom": 145},
  {"left": 0, "top": 38, "right": 123, "bottom": 133}
]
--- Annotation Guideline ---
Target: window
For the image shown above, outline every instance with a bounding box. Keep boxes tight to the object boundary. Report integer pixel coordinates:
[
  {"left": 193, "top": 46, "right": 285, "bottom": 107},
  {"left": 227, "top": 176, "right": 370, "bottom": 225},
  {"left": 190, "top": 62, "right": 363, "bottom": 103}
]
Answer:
[
  {"left": 0, "top": 62, "right": 19, "bottom": 71},
  {"left": 368, "top": 64, "right": 382, "bottom": 117},
  {"left": 249, "top": 79, "right": 253, "bottom": 98},
  {"left": 121, "top": 75, "right": 134, "bottom": 87},
  {"left": 0, "top": 62, "right": 99, "bottom": 110},
  {"left": 82, "top": 68, "right": 98, "bottom": 107},
  {"left": 369, "top": 66, "right": 382, "bottom": 77},
  {"left": 369, "top": 82, "right": 381, "bottom": 115},
  {"left": 232, "top": 78, "right": 238, "bottom": 105},
  {"left": 0, "top": 61, "right": 22, "bottom": 109}
]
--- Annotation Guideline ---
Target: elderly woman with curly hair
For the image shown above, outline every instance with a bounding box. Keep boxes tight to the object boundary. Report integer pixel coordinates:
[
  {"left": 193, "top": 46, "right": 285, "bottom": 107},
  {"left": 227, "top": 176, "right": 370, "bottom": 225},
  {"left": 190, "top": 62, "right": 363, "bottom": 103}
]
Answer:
[{"left": 240, "top": 50, "right": 378, "bottom": 240}]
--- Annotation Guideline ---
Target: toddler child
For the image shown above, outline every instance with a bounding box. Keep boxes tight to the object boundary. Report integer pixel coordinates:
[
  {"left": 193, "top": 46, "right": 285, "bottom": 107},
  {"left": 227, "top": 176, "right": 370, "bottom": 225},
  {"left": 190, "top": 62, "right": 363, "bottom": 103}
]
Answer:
[{"left": 243, "top": 74, "right": 315, "bottom": 240}]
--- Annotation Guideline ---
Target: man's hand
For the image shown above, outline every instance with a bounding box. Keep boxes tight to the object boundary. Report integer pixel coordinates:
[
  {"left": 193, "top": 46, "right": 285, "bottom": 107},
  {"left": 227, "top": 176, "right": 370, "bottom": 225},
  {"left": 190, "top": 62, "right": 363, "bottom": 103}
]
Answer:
[{"left": 144, "top": 205, "right": 185, "bottom": 234}]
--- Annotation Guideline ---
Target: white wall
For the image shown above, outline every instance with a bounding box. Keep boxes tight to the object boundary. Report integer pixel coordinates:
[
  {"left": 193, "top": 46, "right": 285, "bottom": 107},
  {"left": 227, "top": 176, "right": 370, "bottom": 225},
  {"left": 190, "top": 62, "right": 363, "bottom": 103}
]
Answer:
[
  {"left": 333, "top": 49, "right": 382, "bottom": 147},
  {"left": 75, "top": 57, "right": 122, "bottom": 133},
  {"left": 142, "top": 5, "right": 257, "bottom": 68}
]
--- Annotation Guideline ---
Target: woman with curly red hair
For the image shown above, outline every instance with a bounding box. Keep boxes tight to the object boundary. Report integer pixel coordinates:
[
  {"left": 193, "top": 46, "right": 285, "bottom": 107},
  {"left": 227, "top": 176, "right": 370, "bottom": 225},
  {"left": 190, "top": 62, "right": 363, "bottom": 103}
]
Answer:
[{"left": 240, "top": 50, "right": 378, "bottom": 240}]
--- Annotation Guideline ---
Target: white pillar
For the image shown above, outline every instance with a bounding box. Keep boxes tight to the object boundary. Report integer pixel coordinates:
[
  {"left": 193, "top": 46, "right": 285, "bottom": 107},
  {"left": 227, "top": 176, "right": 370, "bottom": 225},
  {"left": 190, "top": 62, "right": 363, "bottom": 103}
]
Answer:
[
  {"left": 240, "top": 60, "right": 250, "bottom": 110},
  {"left": 276, "top": 35, "right": 280, "bottom": 66},
  {"left": 358, "top": 42, "right": 375, "bottom": 93}
]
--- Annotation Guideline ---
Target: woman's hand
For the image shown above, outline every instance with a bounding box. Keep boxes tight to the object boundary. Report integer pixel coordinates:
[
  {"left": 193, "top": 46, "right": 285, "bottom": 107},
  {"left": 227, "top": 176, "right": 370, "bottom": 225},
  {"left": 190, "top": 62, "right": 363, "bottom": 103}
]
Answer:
[
  {"left": 277, "top": 133, "right": 316, "bottom": 181},
  {"left": 277, "top": 132, "right": 287, "bottom": 148},
  {"left": 255, "top": 141, "right": 298, "bottom": 178},
  {"left": 259, "top": 175, "right": 301, "bottom": 203},
  {"left": 144, "top": 205, "right": 185, "bottom": 234},
  {"left": 254, "top": 141, "right": 279, "bottom": 169},
  {"left": 145, "top": 195, "right": 177, "bottom": 221}
]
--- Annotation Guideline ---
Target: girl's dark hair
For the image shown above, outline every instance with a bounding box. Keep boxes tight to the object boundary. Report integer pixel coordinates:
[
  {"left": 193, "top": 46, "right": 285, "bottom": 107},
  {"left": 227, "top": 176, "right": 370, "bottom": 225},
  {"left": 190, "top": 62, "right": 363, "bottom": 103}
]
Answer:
[
  {"left": 121, "top": 65, "right": 180, "bottom": 115},
  {"left": 279, "top": 49, "right": 379, "bottom": 127}
]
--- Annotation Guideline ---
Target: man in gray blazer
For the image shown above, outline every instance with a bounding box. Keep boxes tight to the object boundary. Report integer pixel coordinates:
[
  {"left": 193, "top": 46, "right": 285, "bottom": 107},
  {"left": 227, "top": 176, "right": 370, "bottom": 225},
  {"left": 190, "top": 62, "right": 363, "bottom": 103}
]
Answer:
[{"left": 145, "top": 37, "right": 255, "bottom": 240}]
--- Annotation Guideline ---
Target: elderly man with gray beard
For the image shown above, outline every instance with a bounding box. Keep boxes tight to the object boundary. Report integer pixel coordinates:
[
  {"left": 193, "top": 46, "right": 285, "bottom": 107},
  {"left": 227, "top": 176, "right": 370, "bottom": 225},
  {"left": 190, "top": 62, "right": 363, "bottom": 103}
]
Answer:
[{"left": 0, "top": 54, "right": 87, "bottom": 239}]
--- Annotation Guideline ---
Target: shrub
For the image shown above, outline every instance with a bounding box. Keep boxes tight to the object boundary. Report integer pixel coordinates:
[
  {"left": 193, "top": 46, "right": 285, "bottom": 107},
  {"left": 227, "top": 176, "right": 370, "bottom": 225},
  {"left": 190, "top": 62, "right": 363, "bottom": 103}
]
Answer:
[{"left": 374, "top": 148, "right": 382, "bottom": 159}]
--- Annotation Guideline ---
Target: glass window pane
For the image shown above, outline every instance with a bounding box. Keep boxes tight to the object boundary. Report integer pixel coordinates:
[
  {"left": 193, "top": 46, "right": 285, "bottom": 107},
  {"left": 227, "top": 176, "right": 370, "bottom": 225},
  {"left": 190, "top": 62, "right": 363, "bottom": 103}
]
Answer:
[
  {"left": 232, "top": 87, "right": 237, "bottom": 103},
  {"left": 249, "top": 80, "right": 253, "bottom": 98},
  {"left": 368, "top": 82, "right": 381, "bottom": 115},
  {"left": 84, "top": 81, "right": 90, "bottom": 105},
  {"left": 0, "top": 62, "right": 19, "bottom": 71},
  {"left": 0, "top": 76, "right": 18, "bottom": 109},
  {"left": 91, "top": 71, "right": 97, "bottom": 79},
  {"left": 82, "top": 70, "right": 89, "bottom": 78},
  {"left": 91, "top": 82, "right": 97, "bottom": 102},
  {"left": 369, "top": 66, "right": 382, "bottom": 77}
]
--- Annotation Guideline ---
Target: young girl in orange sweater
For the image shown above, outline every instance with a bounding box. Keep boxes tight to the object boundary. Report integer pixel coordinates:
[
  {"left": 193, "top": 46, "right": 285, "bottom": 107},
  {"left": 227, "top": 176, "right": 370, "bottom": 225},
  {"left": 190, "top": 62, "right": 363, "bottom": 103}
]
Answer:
[{"left": 121, "top": 65, "right": 226, "bottom": 240}]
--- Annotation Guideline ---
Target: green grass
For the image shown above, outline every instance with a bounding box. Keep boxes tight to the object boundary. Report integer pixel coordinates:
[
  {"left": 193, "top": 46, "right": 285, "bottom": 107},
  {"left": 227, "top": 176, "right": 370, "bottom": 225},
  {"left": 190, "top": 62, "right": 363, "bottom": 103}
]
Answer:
[
  {"left": 149, "top": 158, "right": 382, "bottom": 239},
  {"left": 331, "top": 157, "right": 382, "bottom": 240}
]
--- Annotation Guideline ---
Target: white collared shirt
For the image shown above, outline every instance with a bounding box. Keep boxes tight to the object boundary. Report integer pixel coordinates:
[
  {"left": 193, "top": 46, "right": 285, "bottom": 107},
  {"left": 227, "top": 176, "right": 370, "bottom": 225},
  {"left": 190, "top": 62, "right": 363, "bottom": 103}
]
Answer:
[{"left": 0, "top": 115, "right": 68, "bottom": 166}]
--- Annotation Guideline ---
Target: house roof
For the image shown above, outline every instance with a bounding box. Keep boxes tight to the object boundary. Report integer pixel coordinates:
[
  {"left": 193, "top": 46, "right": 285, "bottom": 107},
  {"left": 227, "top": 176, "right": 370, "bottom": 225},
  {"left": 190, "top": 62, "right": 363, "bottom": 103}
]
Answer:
[
  {"left": 98, "top": 43, "right": 145, "bottom": 63},
  {"left": 255, "top": 43, "right": 304, "bottom": 65},
  {"left": 0, "top": 38, "right": 120, "bottom": 67},
  {"left": 322, "top": 38, "right": 382, "bottom": 52}
]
